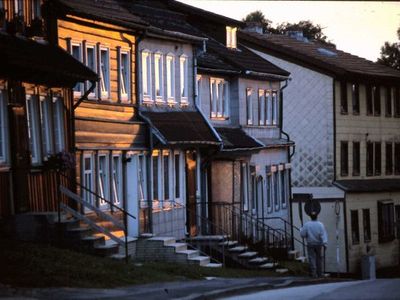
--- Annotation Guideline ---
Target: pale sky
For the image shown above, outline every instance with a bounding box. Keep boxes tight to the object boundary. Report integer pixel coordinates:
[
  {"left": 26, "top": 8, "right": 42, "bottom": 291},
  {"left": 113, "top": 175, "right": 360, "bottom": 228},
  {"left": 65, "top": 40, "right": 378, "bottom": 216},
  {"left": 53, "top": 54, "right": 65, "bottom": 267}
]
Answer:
[{"left": 179, "top": 0, "right": 400, "bottom": 62}]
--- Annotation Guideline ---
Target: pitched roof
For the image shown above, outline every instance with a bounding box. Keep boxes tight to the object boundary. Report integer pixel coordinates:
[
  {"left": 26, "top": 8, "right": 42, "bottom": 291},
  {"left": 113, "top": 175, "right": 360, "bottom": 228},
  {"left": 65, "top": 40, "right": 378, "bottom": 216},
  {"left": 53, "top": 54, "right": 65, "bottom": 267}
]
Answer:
[
  {"left": 256, "top": 138, "right": 294, "bottom": 148},
  {"left": 334, "top": 179, "right": 400, "bottom": 193},
  {"left": 215, "top": 127, "right": 263, "bottom": 151},
  {"left": 0, "top": 33, "right": 97, "bottom": 87},
  {"left": 141, "top": 111, "right": 220, "bottom": 146},
  {"left": 239, "top": 31, "right": 400, "bottom": 83}
]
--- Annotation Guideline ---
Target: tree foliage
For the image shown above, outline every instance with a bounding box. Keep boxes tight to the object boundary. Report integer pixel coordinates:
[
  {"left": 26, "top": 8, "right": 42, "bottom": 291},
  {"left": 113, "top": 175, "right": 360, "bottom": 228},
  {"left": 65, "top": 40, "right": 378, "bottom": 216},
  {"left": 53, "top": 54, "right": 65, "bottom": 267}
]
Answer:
[
  {"left": 242, "top": 11, "right": 332, "bottom": 45},
  {"left": 377, "top": 28, "right": 400, "bottom": 70}
]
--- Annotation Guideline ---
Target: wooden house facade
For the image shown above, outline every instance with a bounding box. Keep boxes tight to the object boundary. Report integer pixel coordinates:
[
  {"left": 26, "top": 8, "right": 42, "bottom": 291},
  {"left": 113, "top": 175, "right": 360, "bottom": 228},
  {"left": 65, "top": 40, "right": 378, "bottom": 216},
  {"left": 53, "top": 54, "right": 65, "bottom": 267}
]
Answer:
[{"left": 0, "top": 0, "right": 96, "bottom": 220}]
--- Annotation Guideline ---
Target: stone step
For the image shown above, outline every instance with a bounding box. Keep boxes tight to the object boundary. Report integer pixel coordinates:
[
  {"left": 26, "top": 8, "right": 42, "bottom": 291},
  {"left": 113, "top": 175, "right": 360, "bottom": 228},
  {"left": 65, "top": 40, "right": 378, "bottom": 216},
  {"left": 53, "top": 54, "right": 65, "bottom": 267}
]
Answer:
[
  {"left": 80, "top": 235, "right": 105, "bottom": 248},
  {"left": 148, "top": 236, "right": 176, "bottom": 246},
  {"left": 238, "top": 251, "right": 258, "bottom": 258},
  {"left": 259, "top": 262, "right": 279, "bottom": 269},
  {"left": 66, "top": 226, "right": 92, "bottom": 239},
  {"left": 167, "top": 242, "right": 187, "bottom": 252},
  {"left": 288, "top": 249, "right": 300, "bottom": 259},
  {"left": 189, "top": 255, "right": 210, "bottom": 266},
  {"left": 218, "top": 240, "right": 238, "bottom": 247},
  {"left": 275, "top": 268, "right": 289, "bottom": 274},
  {"left": 186, "top": 235, "right": 228, "bottom": 242},
  {"left": 204, "top": 263, "right": 223, "bottom": 268},
  {"left": 228, "top": 246, "right": 248, "bottom": 253},
  {"left": 94, "top": 230, "right": 125, "bottom": 241},
  {"left": 176, "top": 249, "right": 200, "bottom": 259},
  {"left": 248, "top": 257, "right": 269, "bottom": 265},
  {"left": 93, "top": 243, "right": 120, "bottom": 257}
]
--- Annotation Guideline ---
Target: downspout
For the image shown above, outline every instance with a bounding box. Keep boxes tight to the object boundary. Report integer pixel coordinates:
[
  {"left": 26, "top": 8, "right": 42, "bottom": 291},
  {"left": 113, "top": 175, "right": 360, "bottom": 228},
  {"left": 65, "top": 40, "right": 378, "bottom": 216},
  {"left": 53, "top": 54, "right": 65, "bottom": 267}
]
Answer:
[{"left": 279, "top": 78, "right": 295, "bottom": 250}]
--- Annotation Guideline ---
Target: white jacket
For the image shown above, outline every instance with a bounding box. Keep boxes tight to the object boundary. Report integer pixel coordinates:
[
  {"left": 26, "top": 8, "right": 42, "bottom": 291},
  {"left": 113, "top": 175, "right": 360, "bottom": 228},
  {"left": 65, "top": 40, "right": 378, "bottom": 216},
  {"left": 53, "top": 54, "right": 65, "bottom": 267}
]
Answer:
[{"left": 300, "top": 220, "right": 328, "bottom": 246}]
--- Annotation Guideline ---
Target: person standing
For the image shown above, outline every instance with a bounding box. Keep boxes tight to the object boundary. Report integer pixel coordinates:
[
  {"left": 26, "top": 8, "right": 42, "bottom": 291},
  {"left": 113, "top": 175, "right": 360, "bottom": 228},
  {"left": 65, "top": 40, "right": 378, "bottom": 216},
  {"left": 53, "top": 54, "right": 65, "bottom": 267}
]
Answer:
[{"left": 300, "top": 211, "right": 328, "bottom": 278}]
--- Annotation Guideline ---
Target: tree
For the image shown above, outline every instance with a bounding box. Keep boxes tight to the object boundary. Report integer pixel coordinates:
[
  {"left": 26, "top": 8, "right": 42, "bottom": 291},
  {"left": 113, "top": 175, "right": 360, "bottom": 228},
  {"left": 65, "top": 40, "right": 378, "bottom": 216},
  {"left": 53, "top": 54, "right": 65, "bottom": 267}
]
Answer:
[
  {"left": 242, "top": 12, "right": 333, "bottom": 46},
  {"left": 378, "top": 28, "right": 400, "bottom": 70}
]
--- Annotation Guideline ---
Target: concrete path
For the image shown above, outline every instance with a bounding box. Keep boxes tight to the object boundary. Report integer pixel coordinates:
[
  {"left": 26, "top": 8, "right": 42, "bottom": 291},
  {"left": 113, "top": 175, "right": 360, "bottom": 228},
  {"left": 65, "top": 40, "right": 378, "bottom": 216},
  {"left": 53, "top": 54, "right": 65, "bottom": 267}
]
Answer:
[
  {"left": 0, "top": 276, "right": 316, "bottom": 300},
  {"left": 220, "top": 279, "right": 400, "bottom": 300}
]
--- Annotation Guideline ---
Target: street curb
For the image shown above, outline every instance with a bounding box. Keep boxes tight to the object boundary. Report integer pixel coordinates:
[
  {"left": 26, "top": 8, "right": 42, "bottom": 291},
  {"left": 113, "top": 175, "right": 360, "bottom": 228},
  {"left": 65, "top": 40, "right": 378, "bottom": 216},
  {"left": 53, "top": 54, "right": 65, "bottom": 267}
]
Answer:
[{"left": 183, "top": 278, "right": 354, "bottom": 300}]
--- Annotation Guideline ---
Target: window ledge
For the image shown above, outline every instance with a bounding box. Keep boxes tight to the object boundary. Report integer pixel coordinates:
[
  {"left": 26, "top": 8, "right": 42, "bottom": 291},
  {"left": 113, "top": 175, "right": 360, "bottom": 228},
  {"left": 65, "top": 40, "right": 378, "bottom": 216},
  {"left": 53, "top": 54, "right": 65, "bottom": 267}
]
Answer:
[{"left": 211, "top": 116, "right": 229, "bottom": 121}]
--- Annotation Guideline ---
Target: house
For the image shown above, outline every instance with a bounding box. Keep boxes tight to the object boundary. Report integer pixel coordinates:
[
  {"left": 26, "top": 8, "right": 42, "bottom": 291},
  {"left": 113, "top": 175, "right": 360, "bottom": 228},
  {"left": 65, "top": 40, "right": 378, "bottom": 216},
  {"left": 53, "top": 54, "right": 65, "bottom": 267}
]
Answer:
[
  {"left": 165, "top": 1, "right": 295, "bottom": 252},
  {"left": 240, "top": 29, "right": 400, "bottom": 273},
  {"left": 0, "top": 0, "right": 97, "bottom": 234}
]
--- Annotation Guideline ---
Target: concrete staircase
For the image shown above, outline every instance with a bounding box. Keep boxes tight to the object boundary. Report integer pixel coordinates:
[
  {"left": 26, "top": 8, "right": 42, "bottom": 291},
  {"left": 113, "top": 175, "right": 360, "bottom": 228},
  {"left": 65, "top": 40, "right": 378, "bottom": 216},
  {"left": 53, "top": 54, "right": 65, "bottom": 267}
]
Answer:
[{"left": 136, "top": 235, "right": 222, "bottom": 268}]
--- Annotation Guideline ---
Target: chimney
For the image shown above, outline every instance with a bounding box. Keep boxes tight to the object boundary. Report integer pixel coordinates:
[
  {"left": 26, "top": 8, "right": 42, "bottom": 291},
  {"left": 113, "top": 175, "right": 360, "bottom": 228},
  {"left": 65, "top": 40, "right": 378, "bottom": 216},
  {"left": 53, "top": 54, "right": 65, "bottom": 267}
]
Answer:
[{"left": 243, "top": 21, "right": 264, "bottom": 34}]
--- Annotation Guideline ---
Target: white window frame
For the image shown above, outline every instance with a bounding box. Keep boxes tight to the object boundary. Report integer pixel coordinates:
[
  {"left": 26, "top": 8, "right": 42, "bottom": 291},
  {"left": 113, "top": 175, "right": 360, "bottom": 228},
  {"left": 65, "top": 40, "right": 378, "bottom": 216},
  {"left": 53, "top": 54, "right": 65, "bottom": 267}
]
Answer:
[
  {"left": 180, "top": 54, "right": 189, "bottom": 104},
  {"left": 174, "top": 151, "right": 184, "bottom": 203},
  {"left": 98, "top": 154, "right": 109, "bottom": 206},
  {"left": 26, "top": 95, "right": 41, "bottom": 165},
  {"left": 138, "top": 154, "right": 147, "bottom": 208},
  {"left": 242, "top": 163, "right": 249, "bottom": 211},
  {"left": 82, "top": 153, "right": 94, "bottom": 205},
  {"left": 40, "top": 96, "right": 53, "bottom": 158},
  {"left": 272, "top": 90, "right": 279, "bottom": 125},
  {"left": 166, "top": 53, "right": 175, "bottom": 103},
  {"left": 246, "top": 88, "right": 253, "bottom": 125},
  {"left": 141, "top": 49, "right": 152, "bottom": 103},
  {"left": 266, "top": 90, "right": 273, "bottom": 125},
  {"left": 99, "top": 47, "right": 110, "bottom": 99},
  {"left": 118, "top": 49, "right": 131, "bottom": 102},
  {"left": 154, "top": 52, "right": 164, "bottom": 103},
  {"left": 52, "top": 96, "right": 65, "bottom": 152},
  {"left": 71, "top": 42, "right": 84, "bottom": 96},
  {"left": 162, "top": 150, "right": 171, "bottom": 203},
  {"left": 0, "top": 90, "right": 8, "bottom": 164},
  {"left": 210, "top": 77, "right": 229, "bottom": 119},
  {"left": 152, "top": 151, "right": 161, "bottom": 208},
  {"left": 196, "top": 75, "right": 202, "bottom": 106},
  {"left": 14, "top": 0, "right": 24, "bottom": 16},
  {"left": 266, "top": 169, "right": 273, "bottom": 213},
  {"left": 226, "top": 26, "right": 237, "bottom": 49},
  {"left": 112, "top": 154, "right": 122, "bottom": 206},
  {"left": 85, "top": 43, "right": 97, "bottom": 99},
  {"left": 271, "top": 165, "right": 279, "bottom": 211}
]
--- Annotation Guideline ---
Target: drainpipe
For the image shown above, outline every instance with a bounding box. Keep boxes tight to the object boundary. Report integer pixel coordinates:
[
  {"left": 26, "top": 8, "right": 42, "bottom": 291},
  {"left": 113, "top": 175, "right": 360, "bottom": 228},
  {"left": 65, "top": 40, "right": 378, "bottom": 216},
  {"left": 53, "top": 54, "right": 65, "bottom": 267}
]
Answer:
[{"left": 279, "top": 78, "right": 296, "bottom": 250}]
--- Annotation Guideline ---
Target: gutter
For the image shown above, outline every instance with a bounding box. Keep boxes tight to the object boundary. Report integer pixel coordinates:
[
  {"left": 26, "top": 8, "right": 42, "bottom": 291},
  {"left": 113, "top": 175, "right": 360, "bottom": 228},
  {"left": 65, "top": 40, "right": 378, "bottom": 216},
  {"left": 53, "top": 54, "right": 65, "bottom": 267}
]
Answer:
[
  {"left": 73, "top": 80, "right": 97, "bottom": 110},
  {"left": 245, "top": 70, "right": 289, "bottom": 81},
  {"left": 147, "top": 26, "right": 207, "bottom": 43},
  {"left": 197, "top": 67, "right": 240, "bottom": 75}
]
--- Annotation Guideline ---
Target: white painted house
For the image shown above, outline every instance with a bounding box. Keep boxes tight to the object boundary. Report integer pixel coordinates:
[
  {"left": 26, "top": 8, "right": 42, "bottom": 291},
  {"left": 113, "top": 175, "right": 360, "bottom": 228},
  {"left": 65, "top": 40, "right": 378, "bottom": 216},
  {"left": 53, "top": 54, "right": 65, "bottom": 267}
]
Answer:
[{"left": 241, "top": 30, "right": 400, "bottom": 273}]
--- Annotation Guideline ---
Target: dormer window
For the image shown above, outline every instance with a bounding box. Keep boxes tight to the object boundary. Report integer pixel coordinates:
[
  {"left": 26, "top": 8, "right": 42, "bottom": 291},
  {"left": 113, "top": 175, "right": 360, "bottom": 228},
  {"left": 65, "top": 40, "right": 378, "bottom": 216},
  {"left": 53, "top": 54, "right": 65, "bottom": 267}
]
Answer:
[{"left": 226, "top": 26, "right": 237, "bottom": 49}]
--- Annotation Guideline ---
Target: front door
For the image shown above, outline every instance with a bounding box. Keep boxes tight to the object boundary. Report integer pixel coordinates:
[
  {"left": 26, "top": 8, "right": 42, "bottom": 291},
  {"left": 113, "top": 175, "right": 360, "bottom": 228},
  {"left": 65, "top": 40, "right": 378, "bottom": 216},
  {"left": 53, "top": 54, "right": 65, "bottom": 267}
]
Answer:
[
  {"left": 186, "top": 150, "right": 197, "bottom": 236},
  {"left": 126, "top": 154, "right": 139, "bottom": 237}
]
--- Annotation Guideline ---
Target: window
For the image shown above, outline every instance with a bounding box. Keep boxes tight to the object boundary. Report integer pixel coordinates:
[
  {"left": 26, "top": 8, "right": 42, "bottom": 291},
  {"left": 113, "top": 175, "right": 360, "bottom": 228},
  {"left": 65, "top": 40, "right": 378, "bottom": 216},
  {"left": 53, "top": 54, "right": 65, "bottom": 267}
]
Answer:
[
  {"left": 71, "top": 43, "right": 83, "bottom": 95},
  {"left": 85, "top": 45, "right": 97, "bottom": 98},
  {"left": 395, "top": 143, "right": 400, "bottom": 175},
  {"left": 394, "top": 87, "right": 400, "bottom": 117},
  {"left": 166, "top": 54, "right": 175, "bottom": 101},
  {"left": 340, "top": 81, "right": 348, "bottom": 114},
  {"left": 154, "top": 52, "right": 163, "bottom": 101},
  {"left": 378, "top": 201, "right": 395, "bottom": 243},
  {"left": 196, "top": 75, "right": 201, "bottom": 106},
  {"left": 350, "top": 210, "right": 360, "bottom": 245},
  {"left": 0, "top": 91, "right": 8, "bottom": 163},
  {"left": 340, "top": 141, "right": 348, "bottom": 176},
  {"left": 266, "top": 90, "right": 273, "bottom": 125},
  {"left": 52, "top": 97, "right": 65, "bottom": 152},
  {"left": 83, "top": 154, "right": 94, "bottom": 205},
  {"left": 14, "top": 0, "right": 24, "bottom": 16},
  {"left": 386, "top": 143, "right": 393, "bottom": 175},
  {"left": 280, "top": 167, "right": 286, "bottom": 208},
  {"left": 272, "top": 91, "right": 279, "bottom": 125},
  {"left": 118, "top": 50, "right": 130, "bottom": 102},
  {"left": 373, "top": 85, "right": 381, "bottom": 116},
  {"left": 246, "top": 88, "right": 253, "bottom": 125},
  {"left": 385, "top": 86, "right": 392, "bottom": 117},
  {"left": 273, "top": 168, "right": 279, "bottom": 210},
  {"left": 241, "top": 163, "right": 249, "bottom": 211},
  {"left": 112, "top": 155, "right": 122, "bottom": 205},
  {"left": 174, "top": 153, "right": 181, "bottom": 199},
  {"left": 40, "top": 97, "right": 53, "bottom": 157},
  {"left": 256, "top": 176, "right": 264, "bottom": 215},
  {"left": 366, "top": 142, "right": 374, "bottom": 176},
  {"left": 366, "top": 85, "right": 373, "bottom": 115},
  {"left": 375, "top": 142, "right": 381, "bottom": 175},
  {"left": 141, "top": 50, "right": 152, "bottom": 102},
  {"left": 26, "top": 95, "right": 41, "bottom": 164},
  {"left": 210, "top": 78, "right": 229, "bottom": 119},
  {"left": 138, "top": 155, "right": 147, "bottom": 206},
  {"left": 352, "top": 83, "right": 360, "bottom": 114},
  {"left": 226, "top": 26, "right": 237, "bottom": 49},
  {"left": 180, "top": 55, "right": 188, "bottom": 102},
  {"left": 363, "top": 209, "right": 371, "bottom": 242},
  {"left": 353, "top": 142, "right": 360, "bottom": 176},
  {"left": 266, "top": 170, "right": 272, "bottom": 213},
  {"left": 99, "top": 48, "right": 110, "bottom": 98},
  {"left": 163, "top": 151, "right": 170, "bottom": 201},
  {"left": 98, "top": 155, "right": 109, "bottom": 205},
  {"left": 152, "top": 154, "right": 159, "bottom": 202},
  {"left": 32, "top": 0, "right": 41, "bottom": 19},
  {"left": 258, "top": 89, "right": 266, "bottom": 125}
]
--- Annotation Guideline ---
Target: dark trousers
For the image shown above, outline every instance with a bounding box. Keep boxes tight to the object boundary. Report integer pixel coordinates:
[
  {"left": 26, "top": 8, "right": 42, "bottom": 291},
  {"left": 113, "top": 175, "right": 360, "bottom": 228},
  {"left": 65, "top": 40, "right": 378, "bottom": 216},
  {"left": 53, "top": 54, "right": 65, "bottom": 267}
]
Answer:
[{"left": 307, "top": 245, "right": 323, "bottom": 278}]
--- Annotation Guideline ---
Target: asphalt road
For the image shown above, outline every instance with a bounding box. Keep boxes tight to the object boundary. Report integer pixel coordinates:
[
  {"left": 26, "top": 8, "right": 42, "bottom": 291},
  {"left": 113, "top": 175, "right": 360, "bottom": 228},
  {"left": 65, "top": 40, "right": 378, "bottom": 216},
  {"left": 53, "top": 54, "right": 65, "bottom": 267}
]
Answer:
[{"left": 220, "top": 279, "right": 400, "bottom": 300}]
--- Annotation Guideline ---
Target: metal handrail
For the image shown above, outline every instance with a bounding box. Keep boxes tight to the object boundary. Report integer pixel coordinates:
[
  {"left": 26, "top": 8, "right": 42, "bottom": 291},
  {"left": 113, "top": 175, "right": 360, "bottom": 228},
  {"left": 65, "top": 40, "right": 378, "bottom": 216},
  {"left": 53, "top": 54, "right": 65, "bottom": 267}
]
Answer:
[{"left": 58, "top": 172, "right": 135, "bottom": 263}]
